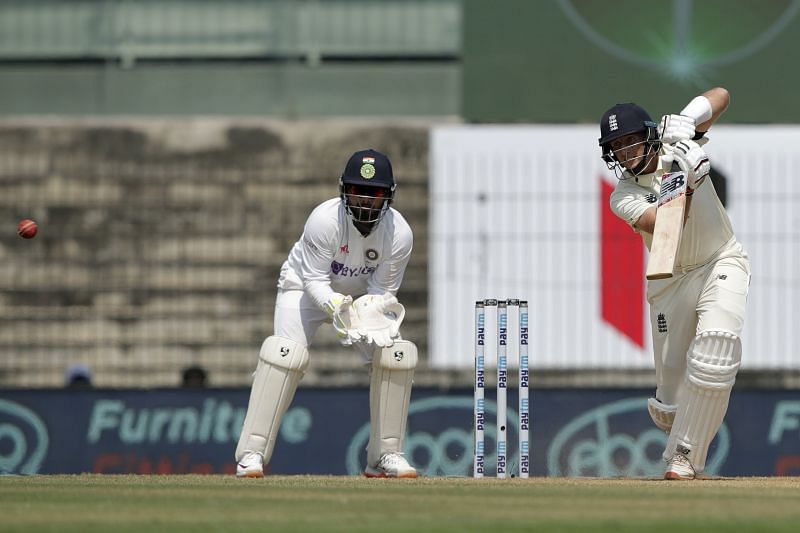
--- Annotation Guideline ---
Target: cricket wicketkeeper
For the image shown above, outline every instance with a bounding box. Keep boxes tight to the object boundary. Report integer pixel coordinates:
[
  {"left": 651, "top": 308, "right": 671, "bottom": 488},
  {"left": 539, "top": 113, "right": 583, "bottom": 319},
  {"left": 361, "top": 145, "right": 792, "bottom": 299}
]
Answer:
[
  {"left": 235, "top": 149, "right": 418, "bottom": 478},
  {"left": 598, "top": 88, "right": 751, "bottom": 479}
]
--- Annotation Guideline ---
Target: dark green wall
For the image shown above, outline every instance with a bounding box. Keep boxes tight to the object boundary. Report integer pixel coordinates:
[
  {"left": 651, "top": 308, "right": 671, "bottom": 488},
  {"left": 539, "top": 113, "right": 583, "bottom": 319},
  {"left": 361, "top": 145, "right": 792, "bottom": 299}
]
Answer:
[
  {"left": 0, "top": 0, "right": 461, "bottom": 117},
  {"left": 0, "top": 62, "right": 459, "bottom": 116},
  {"left": 464, "top": 0, "right": 800, "bottom": 123}
]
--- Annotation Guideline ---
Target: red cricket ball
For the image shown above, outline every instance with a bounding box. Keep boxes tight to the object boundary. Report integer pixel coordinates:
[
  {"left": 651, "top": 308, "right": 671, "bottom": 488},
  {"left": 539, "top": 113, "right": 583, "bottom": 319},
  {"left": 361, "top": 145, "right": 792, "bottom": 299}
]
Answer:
[{"left": 17, "top": 219, "right": 38, "bottom": 239}]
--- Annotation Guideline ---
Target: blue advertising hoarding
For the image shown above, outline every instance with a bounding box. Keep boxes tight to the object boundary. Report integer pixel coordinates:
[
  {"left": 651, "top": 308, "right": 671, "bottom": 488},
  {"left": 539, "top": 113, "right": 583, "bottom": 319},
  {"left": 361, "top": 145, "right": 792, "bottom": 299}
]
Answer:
[{"left": 1, "top": 388, "right": 798, "bottom": 476}]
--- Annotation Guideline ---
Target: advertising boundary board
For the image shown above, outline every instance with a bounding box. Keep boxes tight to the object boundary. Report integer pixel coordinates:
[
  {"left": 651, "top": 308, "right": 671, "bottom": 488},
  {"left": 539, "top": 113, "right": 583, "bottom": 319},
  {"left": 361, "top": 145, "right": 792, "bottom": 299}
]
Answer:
[{"left": 2, "top": 388, "right": 799, "bottom": 477}]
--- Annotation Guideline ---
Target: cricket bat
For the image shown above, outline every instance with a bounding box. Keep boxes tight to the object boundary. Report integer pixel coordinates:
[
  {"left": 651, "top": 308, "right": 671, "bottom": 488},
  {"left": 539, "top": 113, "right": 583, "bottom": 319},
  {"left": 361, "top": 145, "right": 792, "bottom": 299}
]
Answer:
[{"left": 646, "top": 165, "right": 687, "bottom": 280}]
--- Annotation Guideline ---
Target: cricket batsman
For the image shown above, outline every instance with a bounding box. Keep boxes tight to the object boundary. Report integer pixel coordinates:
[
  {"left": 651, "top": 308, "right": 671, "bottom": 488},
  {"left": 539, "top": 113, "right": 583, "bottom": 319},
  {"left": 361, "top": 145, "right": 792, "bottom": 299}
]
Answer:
[
  {"left": 235, "top": 149, "right": 418, "bottom": 478},
  {"left": 598, "top": 88, "right": 751, "bottom": 479}
]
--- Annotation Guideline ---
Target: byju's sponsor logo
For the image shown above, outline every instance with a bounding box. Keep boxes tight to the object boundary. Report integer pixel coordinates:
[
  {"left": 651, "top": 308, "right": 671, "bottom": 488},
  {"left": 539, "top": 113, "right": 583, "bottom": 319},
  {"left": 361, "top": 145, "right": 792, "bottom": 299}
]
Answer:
[
  {"left": 0, "top": 399, "right": 49, "bottom": 474},
  {"left": 330, "top": 261, "right": 376, "bottom": 278},
  {"left": 547, "top": 397, "right": 730, "bottom": 477},
  {"left": 345, "top": 396, "right": 523, "bottom": 476}
]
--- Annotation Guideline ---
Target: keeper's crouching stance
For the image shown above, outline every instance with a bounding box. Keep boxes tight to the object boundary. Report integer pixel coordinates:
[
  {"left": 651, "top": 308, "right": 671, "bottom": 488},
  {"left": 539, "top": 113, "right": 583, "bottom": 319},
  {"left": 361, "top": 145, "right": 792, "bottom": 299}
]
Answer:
[
  {"left": 236, "top": 149, "right": 418, "bottom": 478},
  {"left": 599, "top": 88, "right": 750, "bottom": 480}
]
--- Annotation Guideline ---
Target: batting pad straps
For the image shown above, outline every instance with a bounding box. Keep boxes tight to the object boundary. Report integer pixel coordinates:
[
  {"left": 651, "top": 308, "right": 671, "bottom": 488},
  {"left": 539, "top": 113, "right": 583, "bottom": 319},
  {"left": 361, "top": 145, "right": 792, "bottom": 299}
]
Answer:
[
  {"left": 686, "top": 330, "right": 741, "bottom": 390},
  {"left": 663, "top": 330, "right": 742, "bottom": 472},
  {"left": 647, "top": 398, "right": 677, "bottom": 433}
]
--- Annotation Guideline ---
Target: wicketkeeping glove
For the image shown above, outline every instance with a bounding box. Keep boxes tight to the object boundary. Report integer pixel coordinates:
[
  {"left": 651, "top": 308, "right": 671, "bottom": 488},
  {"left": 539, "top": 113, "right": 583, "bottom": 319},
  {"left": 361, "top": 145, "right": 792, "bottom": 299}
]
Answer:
[
  {"left": 658, "top": 114, "right": 696, "bottom": 145},
  {"left": 349, "top": 293, "right": 405, "bottom": 348},
  {"left": 322, "top": 293, "right": 362, "bottom": 346}
]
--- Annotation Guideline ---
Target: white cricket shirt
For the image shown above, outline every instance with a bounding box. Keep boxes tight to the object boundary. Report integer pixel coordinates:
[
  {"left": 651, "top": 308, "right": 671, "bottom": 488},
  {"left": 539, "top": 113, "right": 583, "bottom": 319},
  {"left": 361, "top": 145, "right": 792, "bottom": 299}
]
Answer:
[
  {"left": 278, "top": 198, "right": 413, "bottom": 309},
  {"left": 610, "top": 150, "right": 743, "bottom": 272}
]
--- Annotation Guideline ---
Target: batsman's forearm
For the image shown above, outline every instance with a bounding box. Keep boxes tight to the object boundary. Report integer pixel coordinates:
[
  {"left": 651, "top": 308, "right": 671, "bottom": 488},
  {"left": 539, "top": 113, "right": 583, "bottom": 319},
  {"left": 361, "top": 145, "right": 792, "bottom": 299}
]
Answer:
[
  {"left": 697, "top": 87, "right": 730, "bottom": 132},
  {"left": 634, "top": 206, "right": 657, "bottom": 234}
]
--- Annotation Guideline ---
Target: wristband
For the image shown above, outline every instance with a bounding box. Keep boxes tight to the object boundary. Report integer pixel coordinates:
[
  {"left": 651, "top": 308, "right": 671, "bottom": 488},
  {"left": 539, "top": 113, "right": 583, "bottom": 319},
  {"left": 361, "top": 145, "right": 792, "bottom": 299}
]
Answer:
[{"left": 680, "top": 96, "right": 713, "bottom": 125}]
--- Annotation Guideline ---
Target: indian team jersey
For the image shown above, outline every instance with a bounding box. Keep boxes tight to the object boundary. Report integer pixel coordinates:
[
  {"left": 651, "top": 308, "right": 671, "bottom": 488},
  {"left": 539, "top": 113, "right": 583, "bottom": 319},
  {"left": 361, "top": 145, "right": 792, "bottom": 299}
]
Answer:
[
  {"left": 278, "top": 198, "right": 413, "bottom": 309},
  {"left": 610, "top": 150, "right": 743, "bottom": 271}
]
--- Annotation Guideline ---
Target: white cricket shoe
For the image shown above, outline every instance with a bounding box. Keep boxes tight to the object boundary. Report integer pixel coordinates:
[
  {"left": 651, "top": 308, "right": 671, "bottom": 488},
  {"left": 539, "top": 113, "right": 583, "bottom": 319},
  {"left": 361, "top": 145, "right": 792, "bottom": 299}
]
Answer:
[
  {"left": 664, "top": 453, "right": 697, "bottom": 480},
  {"left": 364, "top": 453, "right": 418, "bottom": 479},
  {"left": 236, "top": 452, "right": 265, "bottom": 478}
]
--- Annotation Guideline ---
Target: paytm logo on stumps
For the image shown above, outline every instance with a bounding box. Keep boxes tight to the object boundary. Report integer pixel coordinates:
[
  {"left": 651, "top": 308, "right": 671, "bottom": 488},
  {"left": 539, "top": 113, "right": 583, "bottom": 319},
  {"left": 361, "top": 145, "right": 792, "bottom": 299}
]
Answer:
[
  {"left": 475, "top": 357, "right": 485, "bottom": 389},
  {"left": 475, "top": 398, "right": 485, "bottom": 431},
  {"left": 498, "top": 313, "right": 507, "bottom": 347},
  {"left": 0, "top": 399, "right": 49, "bottom": 475},
  {"left": 519, "top": 311, "right": 528, "bottom": 346},
  {"left": 476, "top": 312, "right": 485, "bottom": 346},
  {"left": 497, "top": 312, "right": 508, "bottom": 388},
  {"left": 547, "top": 397, "right": 730, "bottom": 477},
  {"left": 520, "top": 398, "right": 530, "bottom": 432},
  {"left": 475, "top": 441, "right": 485, "bottom": 475}
]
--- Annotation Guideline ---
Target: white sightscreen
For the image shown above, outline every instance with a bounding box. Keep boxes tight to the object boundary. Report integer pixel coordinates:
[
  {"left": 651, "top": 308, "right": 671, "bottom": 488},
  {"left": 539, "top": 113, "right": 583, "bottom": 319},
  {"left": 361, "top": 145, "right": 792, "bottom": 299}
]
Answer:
[{"left": 429, "top": 125, "right": 800, "bottom": 370}]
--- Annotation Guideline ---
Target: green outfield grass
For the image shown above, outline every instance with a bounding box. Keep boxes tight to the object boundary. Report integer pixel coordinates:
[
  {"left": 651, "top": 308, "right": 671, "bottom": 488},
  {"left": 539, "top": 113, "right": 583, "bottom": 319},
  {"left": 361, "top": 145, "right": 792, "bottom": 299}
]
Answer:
[{"left": 1, "top": 475, "right": 798, "bottom": 532}]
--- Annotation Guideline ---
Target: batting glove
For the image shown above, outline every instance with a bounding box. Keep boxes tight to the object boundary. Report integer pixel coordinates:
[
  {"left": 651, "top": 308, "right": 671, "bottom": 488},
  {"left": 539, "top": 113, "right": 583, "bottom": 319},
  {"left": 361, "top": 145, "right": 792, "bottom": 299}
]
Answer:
[
  {"left": 672, "top": 140, "right": 710, "bottom": 191},
  {"left": 658, "top": 114, "right": 696, "bottom": 145}
]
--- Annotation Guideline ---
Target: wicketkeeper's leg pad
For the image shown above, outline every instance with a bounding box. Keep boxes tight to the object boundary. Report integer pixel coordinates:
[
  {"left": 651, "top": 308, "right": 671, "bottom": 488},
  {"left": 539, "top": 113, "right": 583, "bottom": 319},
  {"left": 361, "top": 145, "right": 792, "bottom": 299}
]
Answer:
[
  {"left": 664, "top": 330, "right": 741, "bottom": 471},
  {"left": 366, "top": 340, "right": 418, "bottom": 467},
  {"left": 235, "top": 336, "right": 309, "bottom": 463}
]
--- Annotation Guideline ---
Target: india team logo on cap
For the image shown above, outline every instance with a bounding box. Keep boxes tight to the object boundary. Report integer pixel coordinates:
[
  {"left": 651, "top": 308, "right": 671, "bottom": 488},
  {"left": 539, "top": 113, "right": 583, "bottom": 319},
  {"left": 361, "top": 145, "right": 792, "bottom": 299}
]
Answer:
[{"left": 360, "top": 161, "right": 376, "bottom": 179}]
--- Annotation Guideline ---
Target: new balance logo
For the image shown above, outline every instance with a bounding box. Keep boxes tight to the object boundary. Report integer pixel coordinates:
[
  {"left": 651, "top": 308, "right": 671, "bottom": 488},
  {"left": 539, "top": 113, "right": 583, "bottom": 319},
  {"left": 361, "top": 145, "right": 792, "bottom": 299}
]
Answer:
[
  {"left": 660, "top": 173, "right": 686, "bottom": 196},
  {"left": 609, "top": 114, "right": 618, "bottom": 131},
  {"left": 657, "top": 313, "right": 668, "bottom": 333},
  {"left": 645, "top": 193, "right": 657, "bottom": 204}
]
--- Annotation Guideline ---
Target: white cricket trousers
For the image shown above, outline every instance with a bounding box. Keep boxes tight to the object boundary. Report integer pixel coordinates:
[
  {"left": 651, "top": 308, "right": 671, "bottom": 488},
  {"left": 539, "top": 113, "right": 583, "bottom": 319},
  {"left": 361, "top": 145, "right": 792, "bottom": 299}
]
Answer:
[{"left": 647, "top": 253, "right": 751, "bottom": 405}]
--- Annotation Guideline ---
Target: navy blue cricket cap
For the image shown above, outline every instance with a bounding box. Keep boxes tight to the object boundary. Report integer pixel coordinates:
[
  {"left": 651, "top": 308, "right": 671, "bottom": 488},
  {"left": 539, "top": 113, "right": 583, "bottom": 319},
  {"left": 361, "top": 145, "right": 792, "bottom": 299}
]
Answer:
[
  {"left": 598, "top": 103, "right": 658, "bottom": 146},
  {"left": 341, "top": 149, "right": 395, "bottom": 189}
]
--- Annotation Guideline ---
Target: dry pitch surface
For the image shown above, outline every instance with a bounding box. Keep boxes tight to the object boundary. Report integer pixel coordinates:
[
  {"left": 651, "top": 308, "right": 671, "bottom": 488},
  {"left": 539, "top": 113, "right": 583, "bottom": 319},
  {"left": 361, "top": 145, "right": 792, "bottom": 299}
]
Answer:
[{"left": 1, "top": 475, "right": 798, "bottom": 532}]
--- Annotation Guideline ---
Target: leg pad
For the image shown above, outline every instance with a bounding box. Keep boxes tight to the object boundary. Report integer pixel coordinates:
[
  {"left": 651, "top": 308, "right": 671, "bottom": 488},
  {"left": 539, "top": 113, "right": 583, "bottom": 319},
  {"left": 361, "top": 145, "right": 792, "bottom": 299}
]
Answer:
[
  {"left": 235, "top": 336, "right": 309, "bottom": 463},
  {"left": 366, "top": 340, "right": 418, "bottom": 467},
  {"left": 664, "top": 330, "right": 741, "bottom": 472}
]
